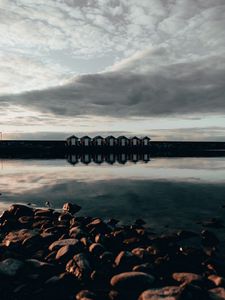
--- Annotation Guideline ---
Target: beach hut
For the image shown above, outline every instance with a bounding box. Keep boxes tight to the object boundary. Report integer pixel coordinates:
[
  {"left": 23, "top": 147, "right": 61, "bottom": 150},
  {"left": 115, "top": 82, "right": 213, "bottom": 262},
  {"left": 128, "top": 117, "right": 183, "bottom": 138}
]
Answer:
[
  {"left": 67, "top": 154, "right": 79, "bottom": 165},
  {"left": 117, "top": 136, "right": 129, "bottom": 147},
  {"left": 66, "top": 135, "right": 79, "bottom": 146},
  {"left": 131, "top": 136, "right": 141, "bottom": 147},
  {"left": 105, "top": 136, "right": 116, "bottom": 147},
  {"left": 93, "top": 136, "right": 104, "bottom": 146},
  {"left": 142, "top": 136, "right": 151, "bottom": 146},
  {"left": 80, "top": 136, "right": 92, "bottom": 146},
  {"left": 131, "top": 153, "right": 139, "bottom": 162}
]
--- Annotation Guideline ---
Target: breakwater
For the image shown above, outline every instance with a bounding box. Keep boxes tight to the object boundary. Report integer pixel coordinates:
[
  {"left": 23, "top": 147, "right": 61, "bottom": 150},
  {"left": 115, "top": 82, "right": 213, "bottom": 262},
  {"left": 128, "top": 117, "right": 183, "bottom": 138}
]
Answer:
[{"left": 0, "top": 140, "right": 224, "bottom": 158}]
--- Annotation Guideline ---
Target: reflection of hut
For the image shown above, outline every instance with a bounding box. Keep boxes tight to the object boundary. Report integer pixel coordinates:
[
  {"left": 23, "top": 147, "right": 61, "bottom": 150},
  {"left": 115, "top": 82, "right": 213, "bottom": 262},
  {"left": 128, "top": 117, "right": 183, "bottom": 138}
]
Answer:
[
  {"left": 131, "top": 153, "right": 139, "bottom": 162},
  {"left": 142, "top": 136, "right": 151, "bottom": 146},
  {"left": 81, "top": 153, "right": 91, "bottom": 164},
  {"left": 143, "top": 153, "right": 150, "bottom": 162},
  {"left": 80, "top": 136, "right": 92, "bottom": 146},
  {"left": 118, "top": 153, "right": 127, "bottom": 164},
  {"left": 93, "top": 136, "right": 104, "bottom": 146},
  {"left": 106, "top": 153, "right": 116, "bottom": 164},
  {"left": 67, "top": 135, "right": 79, "bottom": 146},
  {"left": 131, "top": 136, "right": 141, "bottom": 147},
  {"left": 67, "top": 154, "right": 79, "bottom": 165},
  {"left": 105, "top": 136, "right": 116, "bottom": 147},
  {"left": 94, "top": 153, "right": 104, "bottom": 164},
  {"left": 117, "top": 136, "right": 129, "bottom": 147}
]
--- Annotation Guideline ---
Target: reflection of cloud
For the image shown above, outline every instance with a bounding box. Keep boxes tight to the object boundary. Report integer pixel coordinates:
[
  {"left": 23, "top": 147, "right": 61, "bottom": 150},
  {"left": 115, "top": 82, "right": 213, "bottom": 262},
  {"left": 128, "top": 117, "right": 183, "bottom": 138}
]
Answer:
[
  {"left": 1, "top": 178, "right": 225, "bottom": 231},
  {"left": 1, "top": 158, "right": 225, "bottom": 197}
]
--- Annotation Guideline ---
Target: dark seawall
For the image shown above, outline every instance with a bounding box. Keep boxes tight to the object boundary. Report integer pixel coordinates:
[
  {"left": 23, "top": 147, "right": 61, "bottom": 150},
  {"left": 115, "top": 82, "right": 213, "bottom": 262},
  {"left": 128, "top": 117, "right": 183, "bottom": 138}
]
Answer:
[{"left": 0, "top": 140, "right": 224, "bottom": 158}]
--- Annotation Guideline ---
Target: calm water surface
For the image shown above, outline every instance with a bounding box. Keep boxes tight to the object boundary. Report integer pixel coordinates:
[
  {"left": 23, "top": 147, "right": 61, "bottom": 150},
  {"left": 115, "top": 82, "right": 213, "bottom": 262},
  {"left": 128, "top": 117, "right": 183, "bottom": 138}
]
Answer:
[{"left": 0, "top": 158, "right": 225, "bottom": 231}]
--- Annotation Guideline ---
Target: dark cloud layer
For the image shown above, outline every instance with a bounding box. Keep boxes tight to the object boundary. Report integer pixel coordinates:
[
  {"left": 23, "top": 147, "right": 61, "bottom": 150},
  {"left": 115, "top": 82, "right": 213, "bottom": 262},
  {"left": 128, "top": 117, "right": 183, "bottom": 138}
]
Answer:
[{"left": 1, "top": 53, "right": 225, "bottom": 118}]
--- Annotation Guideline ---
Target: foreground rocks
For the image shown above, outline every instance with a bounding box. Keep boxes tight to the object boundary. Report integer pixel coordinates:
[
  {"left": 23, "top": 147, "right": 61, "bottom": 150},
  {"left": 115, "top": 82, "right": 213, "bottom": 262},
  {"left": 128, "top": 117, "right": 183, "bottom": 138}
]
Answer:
[{"left": 0, "top": 203, "right": 225, "bottom": 299}]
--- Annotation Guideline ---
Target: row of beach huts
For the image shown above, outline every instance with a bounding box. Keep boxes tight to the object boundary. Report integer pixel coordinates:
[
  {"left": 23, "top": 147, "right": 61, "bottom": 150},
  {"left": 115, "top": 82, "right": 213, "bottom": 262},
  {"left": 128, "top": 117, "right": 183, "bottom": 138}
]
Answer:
[{"left": 66, "top": 135, "right": 151, "bottom": 147}]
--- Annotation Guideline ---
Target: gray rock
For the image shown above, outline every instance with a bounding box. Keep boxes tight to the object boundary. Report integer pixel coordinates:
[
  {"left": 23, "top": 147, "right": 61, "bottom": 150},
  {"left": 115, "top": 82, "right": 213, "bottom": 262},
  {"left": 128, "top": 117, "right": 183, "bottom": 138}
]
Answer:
[{"left": 209, "top": 287, "right": 225, "bottom": 299}]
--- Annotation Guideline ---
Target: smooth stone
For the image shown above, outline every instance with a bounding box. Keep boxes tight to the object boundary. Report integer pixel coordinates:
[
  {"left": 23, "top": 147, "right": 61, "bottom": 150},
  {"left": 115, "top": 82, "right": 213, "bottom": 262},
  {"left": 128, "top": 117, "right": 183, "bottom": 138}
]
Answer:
[
  {"left": 48, "top": 238, "right": 80, "bottom": 251},
  {"left": 138, "top": 286, "right": 183, "bottom": 300},
  {"left": 76, "top": 290, "right": 97, "bottom": 300},
  {"left": 89, "top": 243, "right": 105, "bottom": 256},
  {"left": 172, "top": 272, "right": 202, "bottom": 284},
  {"left": 0, "top": 258, "right": 24, "bottom": 276},
  {"left": 63, "top": 202, "right": 81, "bottom": 214},
  {"left": 208, "top": 275, "right": 225, "bottom": 287},
  {"left": 9, "top": 204, "right": 34, "bottom": 217},
  {"left": 114, "top": 250, "right": 139, "bottom": 268},
  {"left": 3, "top": 229, "right": 39, "bottom": 247},
  {"left": 66, "top": 253, "right": 92, "bottom": 280},
  {"left": 209, "top": 287, "right": 225, "bottom": 299},
  {"left": 110, "top": 271, "right": 154, "bottom": 292},
  {"left": 56, "top": 243, "right": 83, "bottom": 261}
]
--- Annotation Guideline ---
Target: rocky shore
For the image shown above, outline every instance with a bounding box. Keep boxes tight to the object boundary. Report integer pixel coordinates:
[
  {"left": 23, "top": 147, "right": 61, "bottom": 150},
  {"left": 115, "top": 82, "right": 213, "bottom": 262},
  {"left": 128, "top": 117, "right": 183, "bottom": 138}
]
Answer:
[{"left": 0, "top": 203, "right": 225, "bottom": 299}]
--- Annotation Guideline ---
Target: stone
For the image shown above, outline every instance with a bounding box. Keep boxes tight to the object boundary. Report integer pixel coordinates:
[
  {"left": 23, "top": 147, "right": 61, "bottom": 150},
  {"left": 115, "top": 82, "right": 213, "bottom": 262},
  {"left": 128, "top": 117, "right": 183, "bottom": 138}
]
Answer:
[
  {"left": 3, "top": 229, "right": 40, "bottom": 248},
  {"left": 209, "top": 287, "right": 225, "bottom": 299},
  {"left": 110, "top": 271, "right": 154, "bottom": 292},
  {"left": 0, "top": 258, "right": 24, "bottom": 277},
  {"left": 56, "top": 243, "right": 83, "bottom": 261},
  {"left": 172, "top": 272, "right": 203, "bottom": 284},
  {"left": 48, "top": 238, "right": 80, "bottom": 251},
  {"left": 89, "top": 243, "right": 105, "bottom": 256},
  {"left": 114, "top": 251, "right": 139, "bottom": 269},
  {"left": 76, "top": 290, "right": 97, "bottom": 300},
  {"left": 9, "top": 204, "right": 34, "bottom": 217},
  {"left": 63, "top": 202, "right": 81, "bottom": 214},
  {"left": 66, "top": 253, "right": 92, "bottom": 280},
  {"left": 208, "top": 275, "right": 225, "bottom": 287},
  {"left": 138, "top": 286, "right": 183, "bottom": 300}
]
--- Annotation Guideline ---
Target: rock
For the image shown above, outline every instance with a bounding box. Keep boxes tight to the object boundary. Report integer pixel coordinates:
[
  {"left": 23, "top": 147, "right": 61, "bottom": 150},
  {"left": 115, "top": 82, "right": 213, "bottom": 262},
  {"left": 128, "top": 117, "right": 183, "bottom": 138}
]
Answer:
[
  {"left": 114, "top": 251, "right": 139, "bottom": 269},
  {"left": 89, "top": 243, "right": 105, "bottom": 256},
  {"left": 69, "top": 226, "right": 86, "bottom": 239},
  {"left": 48, "top": 238, "right": 80, "bottom": 251},
  {"left": 76, "top": 290, "right": 97, "bottom": 300},
  {"left": 208, "top": 275, "right": 225, "bottom": 287},
  {"left": 9, "top": 204, "right": 34, "bottom": 217},
  {"left": 138, "top": 286, "right": 183, "bottom": 300},
  {"left": 56, "top": 243, "right": 83, "bottom": 261},
  {"left": 209, "top": 287, "right": 225, "bottom": 299},
  {"left": 172, "top": 272, "right": 203, "bottom": 284},
  {"left": 3, "top": 229, "right": 40, "bottom": 248},
  {"left": 0, "top": 258, "right": 24, "bottom": 277},
  {"left": 66, "top": 253, "right": 92, "bottom": 280},
  {"left": 110, "top": 271, "right": 154, "bottom": 293},
  {"left": 63, "top": 202, "right": 81, "bottom": 215}
]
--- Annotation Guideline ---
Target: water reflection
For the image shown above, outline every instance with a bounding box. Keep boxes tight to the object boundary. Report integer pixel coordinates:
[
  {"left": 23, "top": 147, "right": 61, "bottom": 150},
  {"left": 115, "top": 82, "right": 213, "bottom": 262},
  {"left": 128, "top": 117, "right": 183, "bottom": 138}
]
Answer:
[
  {"left": 67, "top": 153, "right": 150, "bottom": 165},
  {"left": 0, "top": 157, "right": 225, "bottom": 230}
]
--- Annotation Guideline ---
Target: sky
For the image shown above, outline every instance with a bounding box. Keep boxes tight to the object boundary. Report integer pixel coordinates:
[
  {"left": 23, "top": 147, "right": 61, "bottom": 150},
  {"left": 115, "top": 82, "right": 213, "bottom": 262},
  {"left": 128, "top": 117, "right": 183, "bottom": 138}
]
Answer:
[{"left": 0, "top": 0, "right": 225, "bottom": 140}]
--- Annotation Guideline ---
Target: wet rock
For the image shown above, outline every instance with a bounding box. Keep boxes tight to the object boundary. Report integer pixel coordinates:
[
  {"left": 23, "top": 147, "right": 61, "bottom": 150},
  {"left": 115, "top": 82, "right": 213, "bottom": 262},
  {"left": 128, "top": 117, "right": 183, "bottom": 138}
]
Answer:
[
  {"left": 63, "top": 202, "right": 81, "bottom": 215},
  {"left": 9, "top": 204, "right": 34, "bottom": 217},
  {"left": 0, "top": 258, "right": 24, "bottom": 277},
  {"left": 69, "top": 226, "right": 86, "bottom": 239},
  {"left": 48, "top": 238, "right": 80, "bottom": 251},
  {"left": 138, "top": 286, "right": 185, "bottom": 300},
  {"left": 172, "top": 272, "right": 203, "bottom": 284},
  {"left": 209, "top": 287, "right": 225, "bottom": 299},
  {"left": 76, "top": 290, "right": 97, "bottom": 300},
  {"left": 56, "top": 243, "right": 83, "bottom": 261},
  {"left": 208, "top": 275, "right": 225, "bottom": 287},
  {"left": 114, "top": 251, "right": 139, "bottom": 269},
  {"left": 3, "top": 228, "right": 40, "bottom": 248},
  {"left": 66, "top": 253, "right": 92, "bottom": 280},
  {"left": 89, "top": 243, "right": 105, "bottom": 257},
  {"left": 110, "top": 271, "right": 154, "bottom": 293}
]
